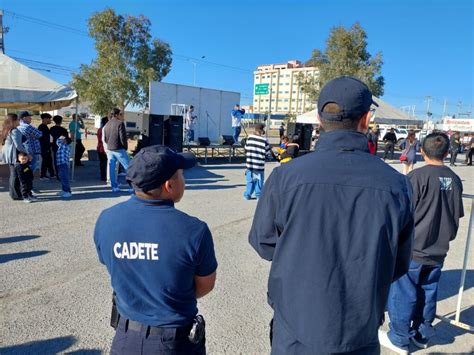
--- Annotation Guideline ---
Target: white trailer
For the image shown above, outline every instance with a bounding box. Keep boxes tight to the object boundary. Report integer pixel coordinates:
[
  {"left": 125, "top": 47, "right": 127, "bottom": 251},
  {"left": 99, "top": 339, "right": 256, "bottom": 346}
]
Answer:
[{"left": 149, "top": 82, "right": 240, "bottom": 143}]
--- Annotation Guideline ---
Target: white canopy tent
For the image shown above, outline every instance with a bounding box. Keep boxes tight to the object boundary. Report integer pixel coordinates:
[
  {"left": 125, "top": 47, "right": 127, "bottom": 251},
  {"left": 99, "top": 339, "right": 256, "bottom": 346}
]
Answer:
[
  {"left": 296, "top": 109, "right": 318, "bottom": 124},
  {"left": 0, "top": 53, "right": 80, "bottom": 179},
  {"left": 295, "top": 97, "right": 413, "bottom": 125},
  {"left": 0, "top": 54, "right": 77, "bottom": 110}
]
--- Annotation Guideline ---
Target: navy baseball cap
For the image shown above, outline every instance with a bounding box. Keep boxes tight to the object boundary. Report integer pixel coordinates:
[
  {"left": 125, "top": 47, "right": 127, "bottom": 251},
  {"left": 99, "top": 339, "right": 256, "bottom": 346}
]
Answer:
[
  {"left": 126, "top": 145, "right": 197, "bottom": 192},
  {"left": 318, "top": 76, "right": 378, "bottom": 121},
  {"left": 19, "top": 111, "right": 32, "bottom": 119}
]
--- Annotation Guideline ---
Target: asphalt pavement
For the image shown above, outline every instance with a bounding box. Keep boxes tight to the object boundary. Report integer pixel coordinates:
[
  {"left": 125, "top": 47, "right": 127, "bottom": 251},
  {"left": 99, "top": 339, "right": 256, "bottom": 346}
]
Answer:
[{"left": 0, "top": 153, "right": 472, "bottom": 354}]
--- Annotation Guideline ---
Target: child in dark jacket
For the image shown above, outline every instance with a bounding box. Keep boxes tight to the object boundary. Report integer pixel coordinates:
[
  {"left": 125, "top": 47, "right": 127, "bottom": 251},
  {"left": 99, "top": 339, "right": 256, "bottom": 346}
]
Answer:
[{"left": 15, "top": 152, "right": 36, "bottom": 203}]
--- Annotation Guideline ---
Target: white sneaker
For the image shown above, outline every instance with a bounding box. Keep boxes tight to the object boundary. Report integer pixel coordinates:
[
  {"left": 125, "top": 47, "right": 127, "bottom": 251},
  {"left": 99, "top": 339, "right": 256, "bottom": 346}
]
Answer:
[
  {"left": 112, "top": 187, "right": 121, "bottom": 193},
  {"left": 378, "top": 330, "right": 409, "bottom": 354},
  {"left": 62, "top": 192, "right": 72, "bottom": 198}
]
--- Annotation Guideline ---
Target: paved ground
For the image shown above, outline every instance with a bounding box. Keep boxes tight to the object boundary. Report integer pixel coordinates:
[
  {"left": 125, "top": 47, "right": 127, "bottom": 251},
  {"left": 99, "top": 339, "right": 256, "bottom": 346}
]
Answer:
[{"left": 0, "top": 153, "right": 472, "bottom": 354}]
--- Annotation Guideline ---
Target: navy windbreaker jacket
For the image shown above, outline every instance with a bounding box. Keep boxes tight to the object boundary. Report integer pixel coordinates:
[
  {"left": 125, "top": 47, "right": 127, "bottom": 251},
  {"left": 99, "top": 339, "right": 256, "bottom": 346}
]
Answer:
[{"left": 249, "top": 130, "right": 414, "bottom": 353}]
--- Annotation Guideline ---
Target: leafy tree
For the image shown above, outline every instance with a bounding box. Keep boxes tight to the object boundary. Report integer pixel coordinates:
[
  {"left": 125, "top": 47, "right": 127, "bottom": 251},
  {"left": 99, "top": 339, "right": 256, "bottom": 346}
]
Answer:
[
  {"left": 72, "top": 8, "right": 172, "bottom": 116},
  {"left": 298, "top": 23, "right": 384, "bottom": 101}
]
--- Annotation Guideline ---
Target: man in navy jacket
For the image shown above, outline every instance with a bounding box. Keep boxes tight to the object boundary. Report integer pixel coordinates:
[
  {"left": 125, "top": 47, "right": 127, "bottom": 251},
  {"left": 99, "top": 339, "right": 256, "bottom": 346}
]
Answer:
[{"left": 249, "top": 76, "right": 414, "bottom": 355}]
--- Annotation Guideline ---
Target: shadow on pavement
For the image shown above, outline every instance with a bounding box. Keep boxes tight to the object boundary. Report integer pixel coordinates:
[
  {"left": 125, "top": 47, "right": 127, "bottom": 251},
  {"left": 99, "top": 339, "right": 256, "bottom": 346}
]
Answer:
[
  {"left": 0, "top": 160, "right": 244, "bottom": 200},
  {"left": 186, "top": 179, "right": 229, "bottom": 185},
  {"left": 438, "top": 270, "right": 474, "bottom": 302},
  {"left": 34, "top": 191, "right": 130, "bottom": 202},
  {"left": 431, "top": 306, "right": 474, "bottom": 347},
  {"left": 185, "top": 166, "right": 225, "bottom": 180},
  {"left": 0, "top": 235, "right": 40, "bottom": 244},
  {"left": 186, "top": 184, "right": 245, "bottom": 191},
  {"left": 0, "top": 335, "right": 101, "bottom": 354},
  {"left": 200, "top": 164, "right": 246, "bottom": 170},
  {"left": 0, "top": 250, "right": 49, "bottom": 264}
]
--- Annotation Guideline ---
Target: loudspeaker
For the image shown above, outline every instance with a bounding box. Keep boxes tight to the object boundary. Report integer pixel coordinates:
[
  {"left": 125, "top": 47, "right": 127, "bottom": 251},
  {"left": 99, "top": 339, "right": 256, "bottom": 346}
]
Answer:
[
  {"left": 219, "top": 135, "right": 234, "bottom": 145},
  {"left": 148, "top": 114, "right": 164, "bottom": 146},
  {"left": 286, "top": 122, "right": 312, "bottom": 150},
  {"left": 301, "top": 124, "right": 313, "bottom": 151},
  {"left": 164, "top": 115, "right": 183, "bottom": 152},
  {"left": 198, "top": 137, "right": 211, "bottom": 146}
]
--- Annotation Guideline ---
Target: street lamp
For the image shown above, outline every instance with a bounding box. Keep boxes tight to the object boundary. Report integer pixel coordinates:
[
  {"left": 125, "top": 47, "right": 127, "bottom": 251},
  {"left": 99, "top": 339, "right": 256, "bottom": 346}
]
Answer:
[{"left": 189, "top": 56, "right": 206, "bottom": 86}]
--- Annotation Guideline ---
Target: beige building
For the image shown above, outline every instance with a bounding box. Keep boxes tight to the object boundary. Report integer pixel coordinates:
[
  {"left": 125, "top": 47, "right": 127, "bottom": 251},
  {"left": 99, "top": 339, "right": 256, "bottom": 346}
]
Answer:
[{"left": 253, "top": 60, "right": 319, "bottom": 115}]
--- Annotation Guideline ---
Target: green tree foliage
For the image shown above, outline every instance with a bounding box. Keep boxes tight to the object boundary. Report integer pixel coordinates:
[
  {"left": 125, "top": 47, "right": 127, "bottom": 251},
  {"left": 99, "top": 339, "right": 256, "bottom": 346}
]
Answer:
[
  {"left": 72, "top": 8, "right": 172, "bottom": 116},
  {"left": 298, "top": 23, "right": 384, "bottom": 101}
]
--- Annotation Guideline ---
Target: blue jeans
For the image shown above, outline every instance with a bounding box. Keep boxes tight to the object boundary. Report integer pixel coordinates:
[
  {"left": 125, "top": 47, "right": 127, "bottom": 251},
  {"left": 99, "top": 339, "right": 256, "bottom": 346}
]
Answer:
[
  {"left": 187, "top": 129, "right": 195, "bottom": 142},
  {"left": 57, "top": 164, "right": 71, "bottom": 192},
  {"left": 387, "top": 260, "right": 443, "bottom": 349},
  {"left": 244, "top": 170, "right": 264, "bottom": 199},
  {"left": 30, "top": 154, "right": 41, "bottom": 172},
  {"left": 107, "top": 149, "right": 130, "bottom": 189},
  {"left": 232, "top": 126, "right": 241, "bottom": 144}
]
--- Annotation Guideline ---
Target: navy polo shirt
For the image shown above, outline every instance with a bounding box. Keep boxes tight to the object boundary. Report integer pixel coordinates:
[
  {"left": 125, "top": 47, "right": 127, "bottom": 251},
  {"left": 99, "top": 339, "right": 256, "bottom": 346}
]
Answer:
[{"left": 94, "top": 195, "right": 218, "bottom": 327}]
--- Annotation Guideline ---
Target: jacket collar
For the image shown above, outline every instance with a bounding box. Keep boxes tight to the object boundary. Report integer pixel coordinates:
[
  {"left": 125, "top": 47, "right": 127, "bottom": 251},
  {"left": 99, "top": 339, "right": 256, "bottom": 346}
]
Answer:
[
  {"left": 131, "top": 194, "right": 175, "bottom": 207},
  {"left": 316, "top": 130, "right": 369, "bottom": 153}
]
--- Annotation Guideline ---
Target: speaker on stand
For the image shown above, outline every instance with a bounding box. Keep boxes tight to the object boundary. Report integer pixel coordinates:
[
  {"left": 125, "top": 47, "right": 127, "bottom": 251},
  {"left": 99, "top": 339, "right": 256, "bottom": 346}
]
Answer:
[
  {"left": 164, "top": 115, "right": 184, "bottom": 152},
  {"left": 148, "top": 114, "right": 164, "bottom": 146}
]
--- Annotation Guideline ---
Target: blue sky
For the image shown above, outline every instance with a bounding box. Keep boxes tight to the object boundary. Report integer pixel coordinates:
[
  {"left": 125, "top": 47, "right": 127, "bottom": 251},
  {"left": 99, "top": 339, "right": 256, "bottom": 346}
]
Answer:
[{"left": 2, "top": 0, "right": 473, "bottom": 119}]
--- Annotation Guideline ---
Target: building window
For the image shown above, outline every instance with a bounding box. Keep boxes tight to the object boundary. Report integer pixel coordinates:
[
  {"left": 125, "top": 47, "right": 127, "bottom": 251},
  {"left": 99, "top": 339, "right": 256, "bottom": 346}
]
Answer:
[{"left": 286, "top": 74, "right": 290, "bottom": 77}]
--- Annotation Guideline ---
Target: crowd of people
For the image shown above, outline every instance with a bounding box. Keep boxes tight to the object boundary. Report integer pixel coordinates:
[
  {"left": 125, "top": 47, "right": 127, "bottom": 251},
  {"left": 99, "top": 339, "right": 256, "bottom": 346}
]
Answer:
[
  {"left": 90, "top": 76, "right": 467, "bottom": 355},
  {"left": 1, "top": 112, "right": 73, "bottom": 202},
  {"left": 0, "top": 107, "right": 138, "bottom": 202},
  {"left": 0, "top": 77, "right": 471, "bottom": 355}
]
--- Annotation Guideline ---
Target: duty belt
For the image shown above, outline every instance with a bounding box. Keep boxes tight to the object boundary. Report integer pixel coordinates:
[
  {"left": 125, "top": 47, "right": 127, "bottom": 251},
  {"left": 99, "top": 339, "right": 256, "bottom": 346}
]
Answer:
[{"left": 120, "top": 317, "right": 192, "bottom": 337}]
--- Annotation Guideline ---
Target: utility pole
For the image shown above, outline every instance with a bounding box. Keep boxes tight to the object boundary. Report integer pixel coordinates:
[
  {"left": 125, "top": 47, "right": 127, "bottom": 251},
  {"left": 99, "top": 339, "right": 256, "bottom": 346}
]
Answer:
[
  {"left": 457, "top": 100, "right": 462, "bottom": 117},
  {"left": 424, "top": 96, "right": 432, "bottom": 119},
  {"left": 0, "top": 10, "right": 10, "bottom": 54},
  {"left": 443, "top": 98, "right": 447, "bottom": 117}
]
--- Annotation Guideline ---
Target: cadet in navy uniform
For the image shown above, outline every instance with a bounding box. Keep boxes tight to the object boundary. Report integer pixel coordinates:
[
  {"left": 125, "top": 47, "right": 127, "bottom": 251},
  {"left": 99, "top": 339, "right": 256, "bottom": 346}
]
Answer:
[
  {"left": 94, "top": 145, "right": 218, "bottom": 355},
  {"left": 249, "top": 76, "right": 414, "bottom": 354}
]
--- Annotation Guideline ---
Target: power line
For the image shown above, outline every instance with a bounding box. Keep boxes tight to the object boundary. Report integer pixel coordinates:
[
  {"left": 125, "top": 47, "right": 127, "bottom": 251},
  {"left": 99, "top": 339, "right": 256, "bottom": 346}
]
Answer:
[
  {"left": 173, "top": 54, "right": 253, "bottom": 73},
  {"left": 5, "top": 9, "right": 255, "bottom": 75},
  {"left": 3, "top": 9, "right": 88, "bottom": 36},
  {"left": 12, "top": 56, "right": 78, "bottom": 72}
]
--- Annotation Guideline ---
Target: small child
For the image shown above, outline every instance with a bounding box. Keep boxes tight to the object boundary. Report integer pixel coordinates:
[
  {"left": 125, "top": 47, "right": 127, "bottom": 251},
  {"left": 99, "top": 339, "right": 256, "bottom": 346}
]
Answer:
[
  {"left": 279, "top": 135, "right": 289, "bottom": 149},
  {"left": 15, "top": 152, "right": 36, "bottom": 203},
  {"left": 279, "top": 135, "right": 300, "bottom": 164},
  {"left": 380, "top": 132, "right": 464, "bottom": 353},
  {"left": 273, "top": 136, "right": 289, "bottom": 160},
  {"left": 56, "top": 136, "right": 72, "bottom": 198}
]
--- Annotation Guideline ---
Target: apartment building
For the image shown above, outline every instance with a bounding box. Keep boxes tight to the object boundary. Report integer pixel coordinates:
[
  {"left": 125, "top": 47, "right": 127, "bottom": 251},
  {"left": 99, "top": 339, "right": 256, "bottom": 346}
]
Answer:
[{"left": 253, "top": 60, "right": 319, "bottom": 115}]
